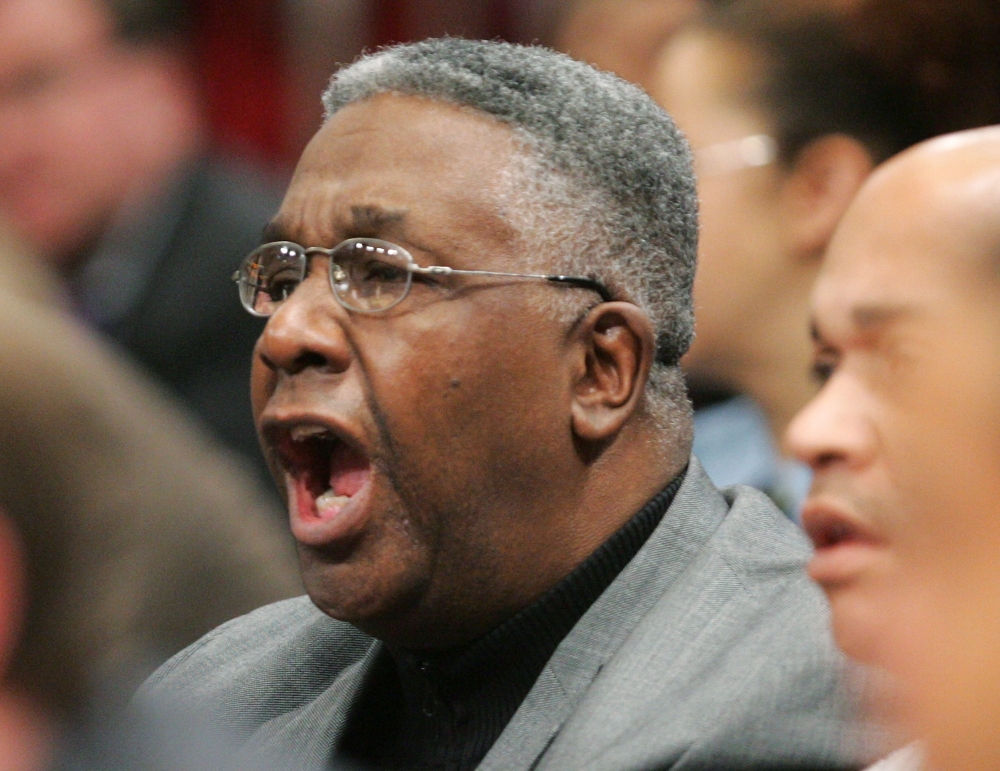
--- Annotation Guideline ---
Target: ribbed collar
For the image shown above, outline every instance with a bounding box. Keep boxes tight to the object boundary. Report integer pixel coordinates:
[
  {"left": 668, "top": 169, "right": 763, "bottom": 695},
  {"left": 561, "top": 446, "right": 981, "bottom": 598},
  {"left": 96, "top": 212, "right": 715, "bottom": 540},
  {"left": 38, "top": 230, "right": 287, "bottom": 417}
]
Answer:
[{"left": 340, "top": 469, "right": 687, "bottom": 771}]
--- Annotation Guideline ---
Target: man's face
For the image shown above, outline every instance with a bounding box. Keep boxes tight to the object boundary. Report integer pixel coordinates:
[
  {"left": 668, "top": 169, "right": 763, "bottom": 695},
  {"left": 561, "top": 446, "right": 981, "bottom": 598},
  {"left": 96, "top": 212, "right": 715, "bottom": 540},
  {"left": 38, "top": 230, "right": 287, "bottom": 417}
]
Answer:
[
  {"left": 0, "top": 0, "right": 135, "bottom": 262},
  {"left": 252, "top": 94, "right": 590, "bottom": 648},
  {"left": 831, "top": 136, "right": 1000, "bottom": 771},
  {"left": 786, "top": 143, "right": 1000, "bottom": 679}
]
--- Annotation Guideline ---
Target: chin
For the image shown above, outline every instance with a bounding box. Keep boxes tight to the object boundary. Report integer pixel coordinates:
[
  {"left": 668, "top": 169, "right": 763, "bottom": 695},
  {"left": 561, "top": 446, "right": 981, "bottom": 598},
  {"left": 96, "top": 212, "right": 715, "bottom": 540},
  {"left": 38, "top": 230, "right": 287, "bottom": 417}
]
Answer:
[
  {"left": 828, "top": 591, "right": 890, "bottom": 667},
  {"left": 297, "top": 543, "right": 430, "bottom": 635}
]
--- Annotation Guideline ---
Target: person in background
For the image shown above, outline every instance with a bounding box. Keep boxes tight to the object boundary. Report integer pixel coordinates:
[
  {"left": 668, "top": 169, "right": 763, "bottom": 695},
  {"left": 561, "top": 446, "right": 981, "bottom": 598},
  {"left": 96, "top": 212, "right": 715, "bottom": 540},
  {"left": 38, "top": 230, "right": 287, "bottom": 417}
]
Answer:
[
  {"left": 0, "top": 225, "right": 301, "bottom": 736},
  {"left": 0, "top": 0, "right": 285, "bottom": 485},
  {"left": 650, "top": 0, "right": 1000, "bottom": 517},
  {"left": 786, "top": 126, "right": 1000, "bottom": 771},
  {"left": 553, "top": 0, "right": 700, "bottom": 91}
]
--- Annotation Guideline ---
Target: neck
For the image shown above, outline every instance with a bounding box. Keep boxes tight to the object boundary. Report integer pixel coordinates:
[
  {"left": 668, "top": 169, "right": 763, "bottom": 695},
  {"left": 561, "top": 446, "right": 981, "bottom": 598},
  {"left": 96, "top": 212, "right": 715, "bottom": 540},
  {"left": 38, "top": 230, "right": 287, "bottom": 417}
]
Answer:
[{"left": 366, "top": 422, "right": 688, "bottom": 651}]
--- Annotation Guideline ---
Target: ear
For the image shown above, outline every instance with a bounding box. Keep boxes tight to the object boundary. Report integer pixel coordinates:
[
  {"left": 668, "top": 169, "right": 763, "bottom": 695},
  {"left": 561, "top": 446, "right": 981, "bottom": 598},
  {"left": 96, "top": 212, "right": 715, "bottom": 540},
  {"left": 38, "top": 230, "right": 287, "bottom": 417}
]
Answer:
[
  {"left": 780, "top": 134, "right": 875, "bottom": 261},
  {"left": 570, "top": 302, "right": 656, "bottom": 442}
]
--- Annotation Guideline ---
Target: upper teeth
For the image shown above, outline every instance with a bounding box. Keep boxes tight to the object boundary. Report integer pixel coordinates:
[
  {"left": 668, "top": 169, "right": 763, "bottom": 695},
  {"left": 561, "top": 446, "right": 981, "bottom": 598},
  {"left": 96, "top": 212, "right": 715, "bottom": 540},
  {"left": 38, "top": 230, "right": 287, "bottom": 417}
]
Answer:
[{"left": 290, "top": 425, "right": 331, "bottom": 442}]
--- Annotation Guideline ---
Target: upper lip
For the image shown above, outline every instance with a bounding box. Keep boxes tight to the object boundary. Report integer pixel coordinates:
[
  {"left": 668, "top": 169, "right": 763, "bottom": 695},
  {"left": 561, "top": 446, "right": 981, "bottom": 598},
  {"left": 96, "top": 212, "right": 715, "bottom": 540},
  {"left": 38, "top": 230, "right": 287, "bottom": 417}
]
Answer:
[{"left": 259, "top": 412, "right": 368, "bottom": 472}]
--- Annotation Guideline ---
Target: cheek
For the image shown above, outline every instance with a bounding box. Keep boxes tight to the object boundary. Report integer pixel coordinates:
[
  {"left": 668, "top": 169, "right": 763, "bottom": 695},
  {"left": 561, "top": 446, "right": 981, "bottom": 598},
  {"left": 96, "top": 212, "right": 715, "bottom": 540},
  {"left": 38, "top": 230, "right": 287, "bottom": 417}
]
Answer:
[
  {"left": 826, "top": 552, "right": 898, "bottom": 666},
  {"left": 363, "top": 310, "right": 569, "bottom": 495},
  {"left": 250, "top": 348, "right": 276, "bottom": 422},
  {"left": 688, "top": 177, "right": 783, "bottom": 351}
]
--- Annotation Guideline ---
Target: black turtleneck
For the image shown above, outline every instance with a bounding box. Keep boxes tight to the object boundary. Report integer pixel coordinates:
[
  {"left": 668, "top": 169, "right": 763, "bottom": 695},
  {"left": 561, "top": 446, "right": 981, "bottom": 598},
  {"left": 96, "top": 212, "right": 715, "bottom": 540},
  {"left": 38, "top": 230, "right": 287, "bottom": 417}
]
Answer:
[{"left": 337, "top": 472, "right": 686, "bottom": 771}]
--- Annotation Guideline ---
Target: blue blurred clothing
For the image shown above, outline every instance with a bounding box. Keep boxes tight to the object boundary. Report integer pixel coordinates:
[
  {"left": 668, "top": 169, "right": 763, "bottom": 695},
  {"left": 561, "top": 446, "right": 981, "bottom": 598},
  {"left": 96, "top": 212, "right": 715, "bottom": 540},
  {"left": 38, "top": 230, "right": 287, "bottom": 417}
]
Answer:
[{"left": 693, "top": 395, "right": 811, "bottom": 519}]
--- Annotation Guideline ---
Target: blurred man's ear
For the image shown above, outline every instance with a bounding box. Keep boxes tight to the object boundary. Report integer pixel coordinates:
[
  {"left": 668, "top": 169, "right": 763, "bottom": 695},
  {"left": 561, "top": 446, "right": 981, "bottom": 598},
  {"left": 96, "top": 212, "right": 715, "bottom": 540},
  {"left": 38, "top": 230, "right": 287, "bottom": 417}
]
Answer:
[
  {"left": 780, "top": 134, "right": 875, "bottom": 261},
  {"left": 0, "top": 511, "right": 24, "bottom": 678}
]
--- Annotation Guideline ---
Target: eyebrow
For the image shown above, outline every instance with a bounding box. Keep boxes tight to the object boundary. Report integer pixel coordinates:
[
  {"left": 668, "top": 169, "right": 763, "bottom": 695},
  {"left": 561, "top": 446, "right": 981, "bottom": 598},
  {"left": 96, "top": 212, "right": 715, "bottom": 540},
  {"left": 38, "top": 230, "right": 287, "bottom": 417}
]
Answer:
[
  {"left": 350, "top": 205, "right": 406, "bottom": 234},
  {"left": 260, "top": 205, "right": 409, "bottom": 246}
]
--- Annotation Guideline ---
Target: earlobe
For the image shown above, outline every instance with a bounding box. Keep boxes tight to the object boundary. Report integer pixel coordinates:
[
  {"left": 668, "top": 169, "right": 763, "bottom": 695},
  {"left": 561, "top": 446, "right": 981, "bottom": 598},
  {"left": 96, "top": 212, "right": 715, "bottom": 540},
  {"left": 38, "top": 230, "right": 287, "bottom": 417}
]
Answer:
[
  {"left": 570, "top": 303, "right": 656, "bottom": 443},
  {"left": 782, "top": 134, "right": 875, "bottom": 260}
]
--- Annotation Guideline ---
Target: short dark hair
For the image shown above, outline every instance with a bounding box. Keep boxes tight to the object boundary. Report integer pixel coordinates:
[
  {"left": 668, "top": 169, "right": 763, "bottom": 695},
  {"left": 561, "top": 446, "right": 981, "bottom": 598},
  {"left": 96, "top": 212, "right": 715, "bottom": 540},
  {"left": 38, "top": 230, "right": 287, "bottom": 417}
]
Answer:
[
  {"left": 324, "top": 38, "right": 699, "bottom": 367},
  {"left": 102, "top": 0, "right": 190, "bottom": 43},
  {"left": 699, "top": 0, "right": 1000, "bottom": 164}
]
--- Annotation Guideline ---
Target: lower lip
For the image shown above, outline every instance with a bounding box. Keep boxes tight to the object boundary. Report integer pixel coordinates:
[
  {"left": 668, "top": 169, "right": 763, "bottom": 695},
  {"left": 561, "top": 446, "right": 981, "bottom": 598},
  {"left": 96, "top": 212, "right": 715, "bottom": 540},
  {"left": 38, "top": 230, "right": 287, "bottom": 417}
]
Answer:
[
  {"left": 287, "top": 474, "right": 373, "bottom": 548},
  {"left": 808, "top": 541, "right": 884, "bottom": 588}
]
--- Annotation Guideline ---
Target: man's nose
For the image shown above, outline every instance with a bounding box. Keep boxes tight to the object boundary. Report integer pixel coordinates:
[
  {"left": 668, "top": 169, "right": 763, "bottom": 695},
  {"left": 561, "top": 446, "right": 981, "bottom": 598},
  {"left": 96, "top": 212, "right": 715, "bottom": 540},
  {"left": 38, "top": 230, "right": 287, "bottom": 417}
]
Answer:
[
  {"left": 785, "top": 375, "right": 878, "bottom": 473},
  {"left": 255, "top": 276, "right": 352, "bottom": 376}
]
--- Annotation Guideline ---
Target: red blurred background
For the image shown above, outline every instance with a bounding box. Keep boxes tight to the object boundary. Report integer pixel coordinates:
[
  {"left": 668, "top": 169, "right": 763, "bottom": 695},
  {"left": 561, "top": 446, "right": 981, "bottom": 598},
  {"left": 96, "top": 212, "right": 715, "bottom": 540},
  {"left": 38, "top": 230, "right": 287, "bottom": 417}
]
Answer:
[{"left": 194, "top": 0, "right": 563, "bottom": 170}]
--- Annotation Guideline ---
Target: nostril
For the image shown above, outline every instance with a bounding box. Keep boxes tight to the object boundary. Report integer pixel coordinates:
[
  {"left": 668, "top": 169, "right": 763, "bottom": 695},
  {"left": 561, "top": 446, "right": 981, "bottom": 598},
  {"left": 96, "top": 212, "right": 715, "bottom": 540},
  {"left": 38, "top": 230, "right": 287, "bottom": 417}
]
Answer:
[
  {"left": 295, "top": 351, "right": 329, "bottom": 372},
  {"left": 812, "top": 451, "right": 841, "bottom": 470},
  {"left": 259, "top": 349, "right": 329, "bottom": 375}
]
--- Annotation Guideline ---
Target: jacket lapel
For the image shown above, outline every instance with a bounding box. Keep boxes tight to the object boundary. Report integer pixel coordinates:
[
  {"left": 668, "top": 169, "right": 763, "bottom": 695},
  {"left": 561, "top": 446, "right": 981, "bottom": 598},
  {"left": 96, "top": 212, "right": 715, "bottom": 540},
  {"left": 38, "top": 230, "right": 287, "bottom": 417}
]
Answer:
[
  {"left": 479, "top": 460, "right": 728, "bottom": 771},
  {"left": 243, "top": 639, "right": 383, "bottom": 770}
]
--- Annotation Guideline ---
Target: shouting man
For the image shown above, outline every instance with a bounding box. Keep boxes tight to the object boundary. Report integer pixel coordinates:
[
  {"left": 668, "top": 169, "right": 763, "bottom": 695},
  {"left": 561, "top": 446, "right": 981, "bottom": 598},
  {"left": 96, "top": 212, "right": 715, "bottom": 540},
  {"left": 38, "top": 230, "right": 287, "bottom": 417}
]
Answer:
[{"left": 146, "top": 39, "right": 863, "bottom": 771}]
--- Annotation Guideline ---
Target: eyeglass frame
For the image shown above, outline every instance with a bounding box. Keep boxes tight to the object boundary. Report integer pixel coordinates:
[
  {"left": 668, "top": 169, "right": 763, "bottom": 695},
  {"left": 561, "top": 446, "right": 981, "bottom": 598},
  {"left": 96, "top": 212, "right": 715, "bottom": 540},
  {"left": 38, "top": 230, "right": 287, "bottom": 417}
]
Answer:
[
  {"left": 232, "top": 237, "right": 614, "bottom": 317},
  {"left": 693, "top": 133, "right": 779, "bottom": 178}
]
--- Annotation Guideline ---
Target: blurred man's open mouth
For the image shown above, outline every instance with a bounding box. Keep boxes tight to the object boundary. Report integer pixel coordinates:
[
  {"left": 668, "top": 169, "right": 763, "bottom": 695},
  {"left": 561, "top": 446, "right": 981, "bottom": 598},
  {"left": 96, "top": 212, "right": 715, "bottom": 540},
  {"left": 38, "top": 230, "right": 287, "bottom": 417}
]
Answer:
[
  {"left": 802, "top": 501, "right": 886, "bottom": 588},
  {"left": 270, "top": 423, "right": 374, "bottom": 547}
]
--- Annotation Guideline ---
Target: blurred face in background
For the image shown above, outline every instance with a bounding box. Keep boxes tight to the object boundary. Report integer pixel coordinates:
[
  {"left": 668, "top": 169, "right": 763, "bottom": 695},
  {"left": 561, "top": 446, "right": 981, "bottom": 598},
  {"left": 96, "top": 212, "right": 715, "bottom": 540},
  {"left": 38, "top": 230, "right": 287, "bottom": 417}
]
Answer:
[
  {"left": 0, "top": 0, "right": 198, "bottom": 267},
  {"left": 866, "top": 131, "right": 1000, "bottom": 771},
  {"left": 651, "top": 28, "right": 788, "bottom": 391},
  {"left": 554, "top": 0, "right": 699, "bottom": 91},
  {"left": 0, "top": 0, "right": 123, "bottom": 263},
  {"left": 788, "top": 128, "right": 1000, "bottom": 769}
]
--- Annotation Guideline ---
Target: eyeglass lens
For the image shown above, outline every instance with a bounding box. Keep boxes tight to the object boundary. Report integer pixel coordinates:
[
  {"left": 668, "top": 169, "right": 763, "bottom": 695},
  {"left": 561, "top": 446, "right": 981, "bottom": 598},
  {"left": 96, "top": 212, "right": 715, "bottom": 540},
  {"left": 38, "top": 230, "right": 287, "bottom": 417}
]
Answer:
[
  {"left": 240, "top": 242, "right": 307, "bottom": 317},
  {"left": 333, "top": 240, "right": 413, "bottom": 312},
  {"left": 238, "top": 238, "right": 415, "bottom": 316}
]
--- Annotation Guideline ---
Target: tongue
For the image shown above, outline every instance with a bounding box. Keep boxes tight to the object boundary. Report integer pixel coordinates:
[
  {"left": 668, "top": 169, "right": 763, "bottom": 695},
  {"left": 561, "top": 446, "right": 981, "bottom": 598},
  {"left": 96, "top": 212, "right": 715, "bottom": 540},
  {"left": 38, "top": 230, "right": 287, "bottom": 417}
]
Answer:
[{"left": 328, "top": 442, "right": 370, "bottom": 498}]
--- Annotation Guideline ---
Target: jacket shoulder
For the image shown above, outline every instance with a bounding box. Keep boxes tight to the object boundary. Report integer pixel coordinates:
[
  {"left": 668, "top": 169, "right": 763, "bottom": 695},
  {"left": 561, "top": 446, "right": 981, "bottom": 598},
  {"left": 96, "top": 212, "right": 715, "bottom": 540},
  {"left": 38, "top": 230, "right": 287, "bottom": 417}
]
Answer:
[
  {"left": 140, "top": 596, "right": 374, "bottom": 737},
  {"left": 540, "top": 467, "right": 871, "bottom": 770}
]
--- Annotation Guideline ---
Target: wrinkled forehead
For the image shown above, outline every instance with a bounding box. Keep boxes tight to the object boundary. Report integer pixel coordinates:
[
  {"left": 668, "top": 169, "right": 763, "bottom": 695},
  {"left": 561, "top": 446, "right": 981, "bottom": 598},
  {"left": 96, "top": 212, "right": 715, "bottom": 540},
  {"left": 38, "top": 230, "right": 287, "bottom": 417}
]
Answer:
[{"left": 272, "top": 94, "right": 524, "bottom": 253}]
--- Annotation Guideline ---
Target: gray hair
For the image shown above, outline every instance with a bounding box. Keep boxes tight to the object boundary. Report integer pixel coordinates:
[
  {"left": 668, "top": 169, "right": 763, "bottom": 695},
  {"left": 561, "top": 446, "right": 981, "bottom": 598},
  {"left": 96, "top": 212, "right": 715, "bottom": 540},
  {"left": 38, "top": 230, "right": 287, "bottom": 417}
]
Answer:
[{"left": 322, "top": 38, "right": 697, "bottom": 445}]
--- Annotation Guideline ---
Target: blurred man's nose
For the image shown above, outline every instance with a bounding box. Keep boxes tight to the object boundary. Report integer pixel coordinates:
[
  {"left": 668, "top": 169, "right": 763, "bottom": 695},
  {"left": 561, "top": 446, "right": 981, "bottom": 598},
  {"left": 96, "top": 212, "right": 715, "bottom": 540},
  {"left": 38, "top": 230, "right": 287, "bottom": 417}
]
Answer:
[
  {"left": 786, "top": 375, "right": 879, "bottom": 473},
  {"left": 255, "top": 274, "right": 352, "bottom": 377}
]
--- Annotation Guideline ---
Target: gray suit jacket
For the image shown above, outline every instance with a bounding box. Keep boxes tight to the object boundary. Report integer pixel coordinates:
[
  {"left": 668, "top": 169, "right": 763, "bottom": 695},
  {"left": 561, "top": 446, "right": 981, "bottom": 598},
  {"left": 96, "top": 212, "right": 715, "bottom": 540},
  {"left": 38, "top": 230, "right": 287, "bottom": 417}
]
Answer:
[{"left": 144, "top": 461, "right": 869, "bottom": 771}]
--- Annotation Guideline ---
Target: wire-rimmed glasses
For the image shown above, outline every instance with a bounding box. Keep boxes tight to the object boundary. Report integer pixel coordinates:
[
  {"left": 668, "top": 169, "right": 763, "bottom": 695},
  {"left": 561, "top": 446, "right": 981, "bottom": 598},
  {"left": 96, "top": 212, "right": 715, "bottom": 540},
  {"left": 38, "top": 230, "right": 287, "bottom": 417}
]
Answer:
[{"left": 233, "top": 237, "right": 613, "bottom": 317}]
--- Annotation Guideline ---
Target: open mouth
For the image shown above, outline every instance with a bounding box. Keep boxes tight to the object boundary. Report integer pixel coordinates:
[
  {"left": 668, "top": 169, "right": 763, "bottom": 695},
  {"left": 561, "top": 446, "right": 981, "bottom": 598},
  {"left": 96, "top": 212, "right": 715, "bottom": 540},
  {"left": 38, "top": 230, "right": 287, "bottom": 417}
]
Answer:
[
  {"left": 271, "top": 423, "right": 373, "bottom": 545},
  {"left": 801, "top": 502, "right": 886, "bottom": 587},
  {"left": 802, "top": 505, "right": 882, "bottom": 551}
]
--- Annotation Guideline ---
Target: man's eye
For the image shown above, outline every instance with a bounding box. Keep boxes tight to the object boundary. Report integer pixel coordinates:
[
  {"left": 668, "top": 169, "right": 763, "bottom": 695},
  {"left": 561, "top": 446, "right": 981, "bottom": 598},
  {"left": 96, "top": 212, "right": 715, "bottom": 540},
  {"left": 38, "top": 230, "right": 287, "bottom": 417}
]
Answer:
[
  {"left": 264, "top": 266, "right": 301, "bottom": 301},
  {"left": 269, "top": 279, "right": 297, "bottom": 301},
  {"left": 361, "top": 260, "right": 408, "bottom": 284}
]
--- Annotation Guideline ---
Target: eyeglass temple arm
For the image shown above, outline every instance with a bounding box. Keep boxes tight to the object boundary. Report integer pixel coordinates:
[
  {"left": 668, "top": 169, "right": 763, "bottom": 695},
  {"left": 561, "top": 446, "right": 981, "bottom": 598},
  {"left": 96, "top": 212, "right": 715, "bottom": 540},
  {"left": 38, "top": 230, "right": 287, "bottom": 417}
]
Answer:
[{"left": 409, "top": 265, "right": 613, "bottom": 302}]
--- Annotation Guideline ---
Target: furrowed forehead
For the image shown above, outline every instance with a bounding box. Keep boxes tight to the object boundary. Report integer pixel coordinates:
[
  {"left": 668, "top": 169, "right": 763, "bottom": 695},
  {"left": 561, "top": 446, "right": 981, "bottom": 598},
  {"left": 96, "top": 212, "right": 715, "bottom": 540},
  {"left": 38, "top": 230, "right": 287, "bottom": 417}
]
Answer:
[{"left": 262, "top": 206, "right": 410, "bottom": 246}]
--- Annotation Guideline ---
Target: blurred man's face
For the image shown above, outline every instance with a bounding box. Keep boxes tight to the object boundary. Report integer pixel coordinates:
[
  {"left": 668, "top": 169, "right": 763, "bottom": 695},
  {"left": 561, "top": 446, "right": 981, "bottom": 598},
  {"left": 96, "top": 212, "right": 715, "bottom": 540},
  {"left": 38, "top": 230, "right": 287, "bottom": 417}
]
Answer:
[
  {"left": 837, "top": 133, "right": 1000, "bottom": 771},
  {"left": 0, "top": 0, "right": 135, "bottom": 263},
  {"left": 784, "top": 150, "right": 979, "bottom": 666},
  {"left": 251, "top": 94, "right": 592, "bottom": 649},
  {"left": 787, "top": 134, "right": 1000, "bottom": 761}
]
